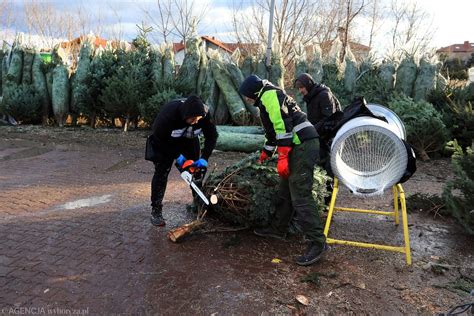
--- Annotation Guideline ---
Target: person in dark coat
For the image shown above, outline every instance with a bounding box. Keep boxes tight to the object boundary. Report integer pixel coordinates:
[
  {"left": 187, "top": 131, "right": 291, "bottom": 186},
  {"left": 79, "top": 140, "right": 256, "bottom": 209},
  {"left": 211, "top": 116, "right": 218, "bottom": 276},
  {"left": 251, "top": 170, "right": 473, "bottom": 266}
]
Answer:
[
  {"left": 294, "top": 73, "right": 341, "bottom": 181},
  {"left": 239, "top": 74, "right": 329, "bottom": 266},
  {"left": 294, "top": 73, "right": 341, "bottom": 128},
  {"left": 149, "top": 95, "right": 218, "bottom": 226}
]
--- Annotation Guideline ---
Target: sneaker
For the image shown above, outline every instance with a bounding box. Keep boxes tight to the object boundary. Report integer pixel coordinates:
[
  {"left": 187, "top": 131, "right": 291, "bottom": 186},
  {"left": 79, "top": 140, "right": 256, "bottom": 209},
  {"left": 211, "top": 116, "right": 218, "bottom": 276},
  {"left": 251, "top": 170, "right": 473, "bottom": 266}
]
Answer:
[
  {"left": 253, "top": 226, "right": 287, "bottom": 240},
  {"left": 295, "top": 242, "right": 330, "bottom": 266},
  {"left": 150, "top": 207, "right": 166, "bottom": 226}
]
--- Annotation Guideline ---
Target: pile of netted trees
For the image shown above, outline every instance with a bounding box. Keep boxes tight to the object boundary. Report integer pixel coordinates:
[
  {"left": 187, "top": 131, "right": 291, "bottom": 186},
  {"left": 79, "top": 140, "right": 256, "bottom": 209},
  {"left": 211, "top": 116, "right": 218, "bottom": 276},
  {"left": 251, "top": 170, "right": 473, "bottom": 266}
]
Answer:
[
  {"left": 0, "top": 31, "right": 280, "bottom": 152},
  {"left": 293, "top": 38, "right": 445, "bottom": 107},
  {"left": 1, "top": 31, "right": 473, "bottom": 157},
  {"left": 0, "top": 30, "right": 283, "bottom": 129}
]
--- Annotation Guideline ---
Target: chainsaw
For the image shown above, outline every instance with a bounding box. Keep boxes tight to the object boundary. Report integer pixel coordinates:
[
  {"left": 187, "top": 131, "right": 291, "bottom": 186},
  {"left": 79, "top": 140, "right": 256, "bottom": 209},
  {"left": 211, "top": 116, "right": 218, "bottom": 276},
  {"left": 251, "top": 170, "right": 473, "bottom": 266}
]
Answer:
[
  {"left": 168, "top": 159, "right": 217, "bottom": 242},
  {"left": 175, "top": 159, "right": 215, "bottom": 206}
]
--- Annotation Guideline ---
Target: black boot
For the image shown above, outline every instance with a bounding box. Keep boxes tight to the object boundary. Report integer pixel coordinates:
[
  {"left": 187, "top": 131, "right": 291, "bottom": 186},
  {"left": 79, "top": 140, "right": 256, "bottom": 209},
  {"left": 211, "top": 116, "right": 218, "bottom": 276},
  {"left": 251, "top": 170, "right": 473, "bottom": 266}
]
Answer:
[
  {"left": 150, "top": 206, "right": 165, "bottom": 226},
  {"left": 295, "top": 242, "right": 329, "bottom": 266}
]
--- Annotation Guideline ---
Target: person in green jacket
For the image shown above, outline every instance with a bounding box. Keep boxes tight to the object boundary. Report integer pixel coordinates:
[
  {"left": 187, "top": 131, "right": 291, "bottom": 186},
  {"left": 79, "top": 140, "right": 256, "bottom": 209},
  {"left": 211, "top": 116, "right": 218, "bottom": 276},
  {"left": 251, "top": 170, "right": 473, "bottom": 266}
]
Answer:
[{"left": 239, "top": 74, "right": 329, "bottom": 266}]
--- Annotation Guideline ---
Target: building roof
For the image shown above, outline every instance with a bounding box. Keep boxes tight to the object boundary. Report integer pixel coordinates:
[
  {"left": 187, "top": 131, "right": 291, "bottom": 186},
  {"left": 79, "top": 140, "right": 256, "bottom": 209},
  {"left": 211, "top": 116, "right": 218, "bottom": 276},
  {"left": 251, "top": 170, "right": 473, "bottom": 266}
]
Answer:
[
  {"left": 201, "top": 36, "right": 233, "bottom": 53},
  {"left": 223, "top": 42, "right": 260, "bottom": 54},
  {"left": 173, "top": 36, "right": 233, "bottom": 54},
  {"left": 319, "top": 40, "right": 370, "bottom": 53},
  {"left": 173, "top": 42, "right": 185, "bottom": 53},
  {"left": 60, "top": 35, "right": 108, "bottom": 49},
  {"left": 437, "top": 41, "right": 474, "bottom": 53}
]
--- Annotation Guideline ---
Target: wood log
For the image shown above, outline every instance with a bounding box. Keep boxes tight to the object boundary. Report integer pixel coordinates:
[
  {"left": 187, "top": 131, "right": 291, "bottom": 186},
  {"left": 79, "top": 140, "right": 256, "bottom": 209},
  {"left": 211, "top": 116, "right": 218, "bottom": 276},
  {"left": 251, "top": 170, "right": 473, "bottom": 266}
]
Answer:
[{"left": 167, "top": 220, "right": 205, "bottom": 242}]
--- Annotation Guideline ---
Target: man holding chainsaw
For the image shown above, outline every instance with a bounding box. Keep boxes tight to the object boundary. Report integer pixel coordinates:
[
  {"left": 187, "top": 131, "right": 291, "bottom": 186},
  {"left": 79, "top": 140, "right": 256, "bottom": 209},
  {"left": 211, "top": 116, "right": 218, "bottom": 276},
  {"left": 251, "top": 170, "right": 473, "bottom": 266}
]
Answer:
[
  {"left": 239, "top": 75, "right": 329, "bottom": 266},
  {"left": 149, "top": 95, "right": 218, "bottom": 227}
]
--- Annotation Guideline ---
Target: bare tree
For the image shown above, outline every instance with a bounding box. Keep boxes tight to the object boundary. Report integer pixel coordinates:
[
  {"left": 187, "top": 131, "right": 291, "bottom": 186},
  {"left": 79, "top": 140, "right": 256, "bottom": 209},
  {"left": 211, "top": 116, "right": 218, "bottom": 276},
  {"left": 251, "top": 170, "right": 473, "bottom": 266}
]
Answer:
[
  {"left": 74, "top": 1, "right": 104, "bottom": 37},
  {"left": 339, "top": 0, "right": 367, "bottom": 62},
  {"left": 0, "top": 0, "right": 15, "bottom": 35},
  {"left": 169, "top": 0, "right": 208, "bottom": 46},
  {"left": 23, "top": 0, "right": 78, "bottom": 48},
  {"left": 367, "top": 0, "right": 382, "bottom": 49},
  {"left": 107, "top": 3, "right": 124, "bottom": 41},
  {"left": 313, "top": 1, "right": 346, "bottom": 46},
  {"left": 142, "top": 0, "right": 208, "bottom": 47},
  {"left": 232, "top": 0, "right": 346, "bottom": 64},
  {"left": 141, "top": 0, "right": 174, "bottom": 44},
  {"left": 387, "top": 0, "right": 435, "bottom": 57}
]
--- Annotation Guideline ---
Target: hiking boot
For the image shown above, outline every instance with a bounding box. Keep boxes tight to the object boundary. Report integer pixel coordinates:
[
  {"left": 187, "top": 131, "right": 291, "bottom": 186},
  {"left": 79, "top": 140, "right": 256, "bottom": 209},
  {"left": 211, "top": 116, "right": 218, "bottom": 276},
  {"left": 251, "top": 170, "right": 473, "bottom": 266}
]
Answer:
[
  {"left": 295, "top": 242, "right": 330, "bottom": 266},
  {"left": 150, "top": 206, "right": 165, "bottom": 226},
  {"left": 253, "top": 226, "right": 287, "bottom": 240}
]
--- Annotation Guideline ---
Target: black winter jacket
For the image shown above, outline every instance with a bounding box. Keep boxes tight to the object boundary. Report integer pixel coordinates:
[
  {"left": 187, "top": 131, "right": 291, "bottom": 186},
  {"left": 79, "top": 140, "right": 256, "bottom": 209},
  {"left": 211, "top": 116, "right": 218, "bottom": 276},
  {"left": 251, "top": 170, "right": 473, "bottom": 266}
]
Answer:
[
  {"left": 303, "top": 84, "right": 341, "bottom": 126},
  {"left": 151, "top": 98, "right": 218, "bottom": 161}
]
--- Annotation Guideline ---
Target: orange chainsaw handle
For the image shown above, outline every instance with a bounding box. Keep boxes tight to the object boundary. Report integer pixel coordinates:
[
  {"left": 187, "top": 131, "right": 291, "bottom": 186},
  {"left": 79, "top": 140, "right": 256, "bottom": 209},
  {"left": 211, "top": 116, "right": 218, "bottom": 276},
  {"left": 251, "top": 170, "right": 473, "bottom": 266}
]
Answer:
[{"left": 181, "top": 159, "right": 198, "bottom": 174}]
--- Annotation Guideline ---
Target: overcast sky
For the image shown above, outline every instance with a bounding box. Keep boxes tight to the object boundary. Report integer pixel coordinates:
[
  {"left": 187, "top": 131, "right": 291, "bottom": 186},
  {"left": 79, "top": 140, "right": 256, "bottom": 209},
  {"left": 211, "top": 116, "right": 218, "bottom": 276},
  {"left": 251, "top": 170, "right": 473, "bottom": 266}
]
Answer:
[{"left": 2, "top": 0, "right": 473, "bottom": 50}]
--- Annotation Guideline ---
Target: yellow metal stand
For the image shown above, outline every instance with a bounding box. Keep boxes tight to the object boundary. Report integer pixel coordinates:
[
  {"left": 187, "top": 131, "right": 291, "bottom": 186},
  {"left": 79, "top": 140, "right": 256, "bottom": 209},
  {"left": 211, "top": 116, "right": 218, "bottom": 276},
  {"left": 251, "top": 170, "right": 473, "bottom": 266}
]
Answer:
[{"left": 323, "top": 178, "right": 412, "bottom": 265}]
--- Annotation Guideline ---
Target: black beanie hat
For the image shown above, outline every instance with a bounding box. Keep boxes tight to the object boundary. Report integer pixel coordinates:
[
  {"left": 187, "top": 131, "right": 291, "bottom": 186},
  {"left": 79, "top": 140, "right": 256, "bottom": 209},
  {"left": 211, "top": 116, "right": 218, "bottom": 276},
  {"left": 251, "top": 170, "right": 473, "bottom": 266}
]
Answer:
[
  {"left": 180, "top": 95, "right": 207, "bottom": 120},
  {"left": 239, "top": 74, "right": 264, "bottom": 99},
  {"left": 294, "top": 73, "right": 315, "bottom": 90}
]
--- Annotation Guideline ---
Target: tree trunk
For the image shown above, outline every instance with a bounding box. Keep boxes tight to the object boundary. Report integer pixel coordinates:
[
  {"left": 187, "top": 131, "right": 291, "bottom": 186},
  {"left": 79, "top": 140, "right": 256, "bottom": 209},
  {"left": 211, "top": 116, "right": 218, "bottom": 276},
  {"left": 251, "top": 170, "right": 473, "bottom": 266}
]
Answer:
[
  {"left": 123, "top": 117, "right": 129, "bottom": 132},
  {"left": 90, "top": 112, "right": 96, "bottom": 128}
]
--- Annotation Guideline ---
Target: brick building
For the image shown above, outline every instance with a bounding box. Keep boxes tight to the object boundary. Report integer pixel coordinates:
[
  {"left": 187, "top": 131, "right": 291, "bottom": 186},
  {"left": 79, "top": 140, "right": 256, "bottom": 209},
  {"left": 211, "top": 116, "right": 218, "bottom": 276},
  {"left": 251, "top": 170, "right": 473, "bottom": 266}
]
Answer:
[{"left": 436, "top": 41, "right": 474, "bottom": 63}]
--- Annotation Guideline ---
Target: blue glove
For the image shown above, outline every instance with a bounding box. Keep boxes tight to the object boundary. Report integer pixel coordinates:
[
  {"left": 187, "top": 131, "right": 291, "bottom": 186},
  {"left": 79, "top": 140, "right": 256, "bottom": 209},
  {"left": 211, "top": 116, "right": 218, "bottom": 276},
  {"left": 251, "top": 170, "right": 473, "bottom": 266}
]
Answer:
[
  {"left": 176, "top": 154, "right": 186, "bottom": 167},
  {"left": 192, "top": 158, "right": 208, "bottom": 168}
]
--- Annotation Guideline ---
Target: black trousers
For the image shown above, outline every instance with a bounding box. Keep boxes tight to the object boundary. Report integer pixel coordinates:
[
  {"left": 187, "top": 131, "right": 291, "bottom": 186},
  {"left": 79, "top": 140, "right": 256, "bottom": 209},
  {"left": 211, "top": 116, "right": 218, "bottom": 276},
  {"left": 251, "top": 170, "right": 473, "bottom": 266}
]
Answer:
[
  {"left": 150, "top": 138, "right": 200, "bottom": 209},
  {"left": 271, "top": 138, "right": 326, "bottom": 245}
]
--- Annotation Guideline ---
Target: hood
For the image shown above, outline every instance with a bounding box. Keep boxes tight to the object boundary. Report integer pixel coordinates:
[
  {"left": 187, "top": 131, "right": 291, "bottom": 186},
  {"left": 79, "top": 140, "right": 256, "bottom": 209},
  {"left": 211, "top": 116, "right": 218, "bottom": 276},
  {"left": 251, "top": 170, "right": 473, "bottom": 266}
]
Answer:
[
  {"left": 239, "top": 74, "right": 264, "bottom": 99},
  {"left": 179, "top": 95, "right": 207, "bottom": 120},
  {"left": 294, "top": 73, "right": 315, "bottom": 91}
]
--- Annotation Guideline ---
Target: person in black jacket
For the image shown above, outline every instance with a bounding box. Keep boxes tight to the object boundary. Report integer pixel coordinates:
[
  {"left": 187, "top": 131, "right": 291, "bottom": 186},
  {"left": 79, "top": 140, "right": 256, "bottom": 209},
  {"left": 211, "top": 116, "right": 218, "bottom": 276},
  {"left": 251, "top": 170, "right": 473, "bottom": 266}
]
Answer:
[
  {"left": 239, "top": 75, "right": 329, "bottom": 266},
  {"left": 149, "top": 95, "right": 218, "bottom": 226},
  {"left": 294, "top": 73, "right": 341, "bottom": 178},
  {"left": 294, "top": 73, "right": 341, "bottom": 127}
]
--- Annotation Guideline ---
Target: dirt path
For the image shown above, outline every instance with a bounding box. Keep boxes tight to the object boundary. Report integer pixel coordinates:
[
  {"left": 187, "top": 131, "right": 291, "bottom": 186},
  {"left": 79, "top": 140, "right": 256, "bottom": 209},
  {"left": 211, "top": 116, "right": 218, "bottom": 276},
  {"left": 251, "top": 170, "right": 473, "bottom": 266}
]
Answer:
[{"left": 0, "top": 126, "right": 473, "bottom": 315}]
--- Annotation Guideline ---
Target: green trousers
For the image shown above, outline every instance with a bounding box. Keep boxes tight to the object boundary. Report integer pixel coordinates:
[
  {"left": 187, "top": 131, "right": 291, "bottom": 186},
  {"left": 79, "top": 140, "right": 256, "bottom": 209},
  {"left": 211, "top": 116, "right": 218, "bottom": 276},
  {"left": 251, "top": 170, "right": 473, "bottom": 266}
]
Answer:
[{"left": 271, "top": 138, "right": 326, "bottom": 245}]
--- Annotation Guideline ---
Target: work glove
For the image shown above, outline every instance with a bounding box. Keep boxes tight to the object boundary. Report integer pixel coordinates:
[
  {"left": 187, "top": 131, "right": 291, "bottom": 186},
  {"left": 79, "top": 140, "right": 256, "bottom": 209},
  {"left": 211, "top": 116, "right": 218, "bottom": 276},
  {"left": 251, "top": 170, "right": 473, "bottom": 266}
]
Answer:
[
  {"left": 277, "top": 146, "right": 292, "bottom": 179},
  {"left": 176, "top": 154, "right": 186, "bottom": 168},
  {"left": 192, "top": 158, "right": 208, "bottom": 169},
  {"left": 258, "top": 150, "right": 271, "bottom": 164}
]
